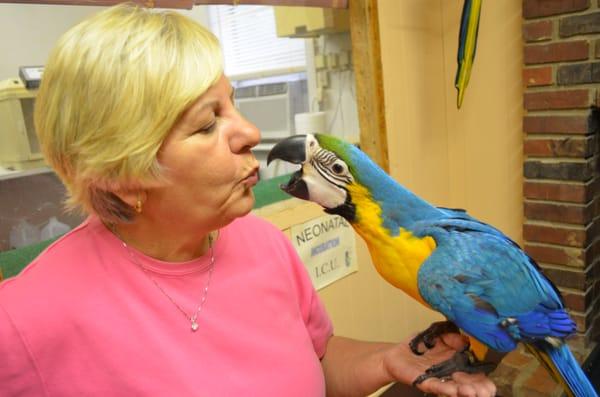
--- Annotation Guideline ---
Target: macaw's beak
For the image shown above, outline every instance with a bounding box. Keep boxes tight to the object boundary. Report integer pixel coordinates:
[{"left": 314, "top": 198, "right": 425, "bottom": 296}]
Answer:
[
  {"left": 267, "top": 135, "right": 309, "bottom": 200},
  {"left": 267, "top": 134, "right": 308, "bottom": 165},
  {"left": 279, "top": 170, "right": 309, "bottom": 200}
]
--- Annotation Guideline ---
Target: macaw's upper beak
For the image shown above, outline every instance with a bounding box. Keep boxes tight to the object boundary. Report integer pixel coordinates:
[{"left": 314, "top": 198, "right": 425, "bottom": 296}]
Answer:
[
  {"left": 267, "top": 135, "right": 310, "bottom": 200},
  {"left": 267, "top": 134, "right": 308, "bottom": 166}
]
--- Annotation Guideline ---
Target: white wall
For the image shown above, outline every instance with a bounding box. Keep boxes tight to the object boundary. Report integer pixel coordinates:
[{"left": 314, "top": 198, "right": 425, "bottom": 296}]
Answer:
[{"left": 0, "top": 3, "right": 210, "bottom": 81}]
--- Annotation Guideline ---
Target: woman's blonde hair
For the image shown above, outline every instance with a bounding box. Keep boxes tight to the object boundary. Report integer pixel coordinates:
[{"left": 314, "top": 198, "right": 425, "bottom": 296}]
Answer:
[{"left": 34, "top": 3, "right": 223, "bottom": 223}]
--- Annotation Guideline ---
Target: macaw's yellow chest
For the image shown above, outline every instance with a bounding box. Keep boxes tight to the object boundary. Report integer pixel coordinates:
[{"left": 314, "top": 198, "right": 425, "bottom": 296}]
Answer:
[
  {"left": 356, "top": 225, "right": 436, "bottom": 307},
  {"left": 346, "top": 184, "right": 437, "bottom": 307}
]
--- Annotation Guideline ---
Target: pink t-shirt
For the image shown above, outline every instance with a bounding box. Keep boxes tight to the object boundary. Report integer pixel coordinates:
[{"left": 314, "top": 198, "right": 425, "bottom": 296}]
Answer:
[{"left": 0, "top": 214, "right": 333, "bottom": 396}]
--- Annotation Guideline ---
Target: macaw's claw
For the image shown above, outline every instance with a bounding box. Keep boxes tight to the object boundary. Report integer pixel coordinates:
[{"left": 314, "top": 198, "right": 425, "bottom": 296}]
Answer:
[
  {"left": 409, "top": 321, "right": 461, "bottom": 355},
  {"left": 412, "top": 349, "right": 497, "bottom": 387}
]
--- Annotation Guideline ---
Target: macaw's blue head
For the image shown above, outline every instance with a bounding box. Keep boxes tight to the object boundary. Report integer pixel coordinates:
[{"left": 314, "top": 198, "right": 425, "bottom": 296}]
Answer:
[{"left": 267, "top": 133, "right": 366, "bottom": 222}]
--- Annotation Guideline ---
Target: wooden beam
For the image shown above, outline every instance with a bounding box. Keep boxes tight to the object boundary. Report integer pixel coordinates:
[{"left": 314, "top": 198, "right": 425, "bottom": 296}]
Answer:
[
  {"left": 348, "top": 0, "right": 389, "bottom": 172},
  {"left": 4, "top": 0, "right": 194, "bottom": 7},
  {"left": 1, "top": 0, "right": 347, "bottom": 8},
  {"left": 195, "top": 0, "right": 347, "bottom": 7}
]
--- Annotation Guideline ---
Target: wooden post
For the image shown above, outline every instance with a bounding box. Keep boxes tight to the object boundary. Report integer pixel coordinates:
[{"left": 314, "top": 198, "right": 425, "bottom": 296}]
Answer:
[{"left": 348, "top": 0, "right": 389, "bottom": 172}]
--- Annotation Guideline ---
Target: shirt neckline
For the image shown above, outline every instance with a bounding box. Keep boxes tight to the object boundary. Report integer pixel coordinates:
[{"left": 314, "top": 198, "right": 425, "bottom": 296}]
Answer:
[{"left": 88, "top": 216, "right": 228, "bottom": 276}]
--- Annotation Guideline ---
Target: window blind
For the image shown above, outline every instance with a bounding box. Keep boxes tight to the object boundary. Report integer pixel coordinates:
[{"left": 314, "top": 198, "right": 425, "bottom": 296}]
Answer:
[{"left": 209, "top": 6, "right": 306, "bottom": 79}]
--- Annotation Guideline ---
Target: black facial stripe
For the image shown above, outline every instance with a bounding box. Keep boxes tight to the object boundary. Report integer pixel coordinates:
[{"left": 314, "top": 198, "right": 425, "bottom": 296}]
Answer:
[
  {"left": 313, "top": 162, "right": 347, "bottom": 188},
  {"left": 312, "top": 148, "right": 352, "bottom": 185},
  {"left": 313, "top": 148, "right": 336, "bottom": 163}
]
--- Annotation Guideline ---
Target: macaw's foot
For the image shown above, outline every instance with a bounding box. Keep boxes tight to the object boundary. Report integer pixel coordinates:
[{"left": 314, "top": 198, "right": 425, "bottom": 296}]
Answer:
[
  {"left": 409, "top": 321, "right": 461, "bottom": 355},
  {"left": 412, "top": 348, "right": 497, "bottom": 387}
]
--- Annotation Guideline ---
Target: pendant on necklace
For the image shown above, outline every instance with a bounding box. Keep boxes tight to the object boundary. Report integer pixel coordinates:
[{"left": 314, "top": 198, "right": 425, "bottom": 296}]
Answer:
[{"left": 191, "top": 321, "right": 199, "bottom": 331}]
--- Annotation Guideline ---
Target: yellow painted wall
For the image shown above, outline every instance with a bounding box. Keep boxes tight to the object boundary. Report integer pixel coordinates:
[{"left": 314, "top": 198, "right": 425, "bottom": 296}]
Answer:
[{"left": 378, "top": 0, "right": 523, "bottom": 239}]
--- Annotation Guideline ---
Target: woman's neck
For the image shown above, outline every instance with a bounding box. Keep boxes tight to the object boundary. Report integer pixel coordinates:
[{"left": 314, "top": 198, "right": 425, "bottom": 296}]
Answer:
[{"left": 109, "top": 218, "right": 216, "bottom": 263}]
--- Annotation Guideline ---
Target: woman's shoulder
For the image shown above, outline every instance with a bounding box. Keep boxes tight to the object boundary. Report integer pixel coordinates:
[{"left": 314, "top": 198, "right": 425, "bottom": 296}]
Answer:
[
  {"left": 223, "top": 214, "right": 294, "bottom": 257},
  {"left": 0, "top": 218, "right": 99, "bottom": 300}
]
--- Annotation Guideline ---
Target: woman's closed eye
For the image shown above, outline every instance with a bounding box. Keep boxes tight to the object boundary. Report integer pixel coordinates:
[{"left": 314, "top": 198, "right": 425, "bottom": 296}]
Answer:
[{"left": 194, "top": 119, "right": 217, "bottom": 134}]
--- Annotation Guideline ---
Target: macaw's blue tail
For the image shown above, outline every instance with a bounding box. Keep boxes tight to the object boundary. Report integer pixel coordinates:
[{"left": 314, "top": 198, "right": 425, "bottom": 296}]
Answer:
[{"left": 526, "top": 342, "right": 597, "bottom": 397}]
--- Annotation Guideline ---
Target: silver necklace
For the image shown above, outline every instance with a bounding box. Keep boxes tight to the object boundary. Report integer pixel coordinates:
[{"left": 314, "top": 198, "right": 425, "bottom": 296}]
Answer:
[{"left": 113, "top": 227, "right": 216, "bottom": 332}]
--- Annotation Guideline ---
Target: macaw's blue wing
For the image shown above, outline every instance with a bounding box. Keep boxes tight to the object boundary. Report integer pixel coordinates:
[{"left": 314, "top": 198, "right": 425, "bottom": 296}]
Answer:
[
  {"left": 413, "top": 217, "right": 574, "bottom": 352},
  {"left": 455, "top": 0, "right": 482, "bottom": 108}
]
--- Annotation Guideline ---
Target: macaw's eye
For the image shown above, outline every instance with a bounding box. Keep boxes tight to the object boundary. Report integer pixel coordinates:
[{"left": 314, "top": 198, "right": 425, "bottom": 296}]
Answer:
[{"left": 332, "top": 163, "right": 344, "bottom": 174}]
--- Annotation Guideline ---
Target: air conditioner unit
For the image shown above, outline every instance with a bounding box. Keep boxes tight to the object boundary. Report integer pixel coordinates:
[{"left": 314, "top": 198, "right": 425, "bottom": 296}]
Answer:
[{"left": 235, "top": 76, "right": 308, "bottom": 180}]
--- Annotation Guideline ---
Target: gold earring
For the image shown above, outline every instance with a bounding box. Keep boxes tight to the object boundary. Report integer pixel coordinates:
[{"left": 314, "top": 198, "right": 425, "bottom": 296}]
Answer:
[{"left": 135, "top": 198, "right": 143, "bottom": 214}]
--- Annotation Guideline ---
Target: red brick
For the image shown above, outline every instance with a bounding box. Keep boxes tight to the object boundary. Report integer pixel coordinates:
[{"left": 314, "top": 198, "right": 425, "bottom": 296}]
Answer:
[
  {"left": 524, "top": 137, "right": 592, "bottom": 158},
  {"left": 525, "top": 41, "right": 589, "bottom": 65},
  {"left": 524, "top": 139, "right": 552, "bottom": 156},
  {"left": 524, "top": 158, "right": 595, "bottom": 181},
  {"left": 587, "top": 238, "right": 600, "bottom": 262},
  {"left": 567, "top": 331, "right": 595, "bottom": 350},
  {"left": 523, "top": 0, "right": 590, "bottom": 19},
  {"left": 541, "top": 265, "right": 587, "bottom": 290},
  {"left": 523, "top": 20, "right": 553, "bottom": 42},
  {"left": 560, "top": 11, "right": 600, "bottom": 37},
  {"left": 489, "top": 363, "right": 520, "bottom": 397},
  {"left": 562, "top": 289, "right": 591, "bottom": 311},
  {"left": 525, "top": 244, "right": 584, "bottom": 267},
  {"left": 523, "top": 66, "right": 553, "bottom": 87},
  {"left": 523, "top": 181, "right": 589, "bottom": 203},
  {"left": 525, "top": 201, "right": 590, "bottom": 224},
  {"left": 571, "top": 311, "right": 590, "bottom": 332},
  {"left": 591, "top": 313, "right": 600, "bottom": 342},
  {"left": 524, "top": 89, "right": 591, "bottom": 110},
  {"left": 557, "top": 61, "right": 600, "bottom": 85},
  {"left": 502, "top": 350, "right": 535, "bottom": 368},
  {"left": 523, "top": 115, "right": 591, "bottom": 134},
  {"left": 523, "top": 223, "right": 586, "bottom": 247},
  {"left": 587, "top": 218, "right": 600, "bottom": 242},
  {"left": 522, "top": 363, "right": 562, "bottom": 396}
]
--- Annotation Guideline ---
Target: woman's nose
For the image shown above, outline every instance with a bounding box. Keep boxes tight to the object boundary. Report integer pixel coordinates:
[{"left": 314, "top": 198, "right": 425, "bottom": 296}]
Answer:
[{"left": 230, "top": 112, "right": 261, "bottom": 153}]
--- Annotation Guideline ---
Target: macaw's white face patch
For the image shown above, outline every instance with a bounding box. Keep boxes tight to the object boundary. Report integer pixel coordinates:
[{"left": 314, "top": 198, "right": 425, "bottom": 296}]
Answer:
[{"left": 301, "top": 162, "right": 348, "bottom": 209}]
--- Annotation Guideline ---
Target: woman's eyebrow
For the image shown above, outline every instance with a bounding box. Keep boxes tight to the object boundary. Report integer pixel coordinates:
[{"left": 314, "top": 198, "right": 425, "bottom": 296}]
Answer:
[
  {"left": 193, "top": 99, "right": 219, "bottom": 117},
  {"left": 192, "top": 88, "right": 235, "bottom": 119}
]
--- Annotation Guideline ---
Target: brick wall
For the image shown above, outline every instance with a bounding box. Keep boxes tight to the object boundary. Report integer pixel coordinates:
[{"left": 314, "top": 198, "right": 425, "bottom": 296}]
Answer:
[
  {"left": 489, "top": 1, "right": 600, "bottom": 395},
  {"left": 522, "top": 0, "right": 600, "bottom": 347}
]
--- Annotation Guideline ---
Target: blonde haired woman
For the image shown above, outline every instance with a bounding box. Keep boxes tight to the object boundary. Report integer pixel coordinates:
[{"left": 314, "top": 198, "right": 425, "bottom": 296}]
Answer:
[{"left": 0, "top": 5, "right": 495, "bottom": 397}]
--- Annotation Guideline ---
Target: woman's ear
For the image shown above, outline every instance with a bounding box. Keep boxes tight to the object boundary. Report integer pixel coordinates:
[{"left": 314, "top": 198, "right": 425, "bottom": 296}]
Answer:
[{"left": 113, "top": 190, "right": 147, "bottom": 213}]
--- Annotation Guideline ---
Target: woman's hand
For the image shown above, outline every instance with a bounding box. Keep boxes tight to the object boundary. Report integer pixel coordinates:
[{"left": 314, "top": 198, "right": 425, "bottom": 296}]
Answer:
[{"left": 382, "top": 332, "right": 497, "bottom": 397}]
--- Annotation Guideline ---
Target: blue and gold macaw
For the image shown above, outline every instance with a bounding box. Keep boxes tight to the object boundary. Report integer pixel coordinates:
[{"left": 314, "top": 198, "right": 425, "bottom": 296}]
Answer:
[
  {"left": 455, "top": 0, "right": 482, "bottom": 108},
  {"left": 268, "top": 134, "right": 598, "bottom": 397}
]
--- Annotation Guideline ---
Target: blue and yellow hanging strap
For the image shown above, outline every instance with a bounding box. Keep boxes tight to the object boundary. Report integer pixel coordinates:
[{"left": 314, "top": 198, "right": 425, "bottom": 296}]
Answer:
[{"left": 455, "top": 0, "right": 482, "bottom": 108}]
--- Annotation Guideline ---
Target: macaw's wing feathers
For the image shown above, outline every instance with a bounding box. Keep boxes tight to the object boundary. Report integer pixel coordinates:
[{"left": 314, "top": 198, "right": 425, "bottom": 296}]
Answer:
[{"left": 413, "top": 218, "right": 574, "bottom": 352}]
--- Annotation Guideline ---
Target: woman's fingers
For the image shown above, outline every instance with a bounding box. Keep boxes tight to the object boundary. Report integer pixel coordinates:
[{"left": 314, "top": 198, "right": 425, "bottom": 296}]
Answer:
[
  {"left": 417, "top": 373, "right": 496, "bottom": 397},
  {"left": 453, "top": 372, "right": 497, "bottom": 397},
  {"left": 418, "top": 377, "right": 459, "bottom": 396}
]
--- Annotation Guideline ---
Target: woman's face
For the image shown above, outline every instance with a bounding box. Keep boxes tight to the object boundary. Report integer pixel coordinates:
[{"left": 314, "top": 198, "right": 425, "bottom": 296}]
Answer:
[{"left": 145, "top": 75, "right": 261, "bottom": 231}]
